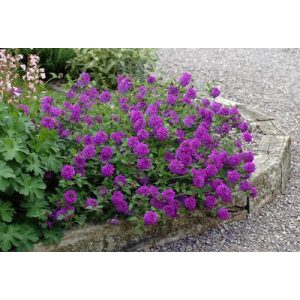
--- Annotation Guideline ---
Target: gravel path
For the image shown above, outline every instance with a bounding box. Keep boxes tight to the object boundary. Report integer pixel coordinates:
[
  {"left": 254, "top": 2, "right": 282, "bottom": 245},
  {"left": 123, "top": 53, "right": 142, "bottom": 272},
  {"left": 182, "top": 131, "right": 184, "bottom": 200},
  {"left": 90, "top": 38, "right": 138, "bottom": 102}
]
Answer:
[{"left": 153, "top": 49, "right": 300, "bottom": 251}]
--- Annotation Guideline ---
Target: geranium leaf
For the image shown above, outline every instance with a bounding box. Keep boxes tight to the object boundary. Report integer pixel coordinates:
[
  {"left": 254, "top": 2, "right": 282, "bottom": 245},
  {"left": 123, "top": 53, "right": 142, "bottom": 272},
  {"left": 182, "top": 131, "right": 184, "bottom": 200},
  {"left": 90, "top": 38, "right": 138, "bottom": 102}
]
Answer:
[
  {"left": 16, "top": 174, "right": 46, "bottom": 199},
  {"left": 0, "top": 201, "right": 15, "bottom": 223}
]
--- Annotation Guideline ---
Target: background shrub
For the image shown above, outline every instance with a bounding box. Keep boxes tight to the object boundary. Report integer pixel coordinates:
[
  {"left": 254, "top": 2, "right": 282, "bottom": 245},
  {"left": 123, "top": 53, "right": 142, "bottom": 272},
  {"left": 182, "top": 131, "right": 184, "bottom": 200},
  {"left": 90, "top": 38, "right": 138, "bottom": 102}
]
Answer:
[{"left": 67, "top": 48, "right": 158, "bottom": 89}]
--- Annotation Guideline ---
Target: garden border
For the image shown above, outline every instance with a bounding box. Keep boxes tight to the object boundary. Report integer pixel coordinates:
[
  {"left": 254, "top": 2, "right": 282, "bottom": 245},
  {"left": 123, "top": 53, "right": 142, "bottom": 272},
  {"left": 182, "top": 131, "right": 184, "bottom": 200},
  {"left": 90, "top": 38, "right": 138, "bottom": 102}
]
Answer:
[{"left": 34, "top": 98, "right": 291, "bottom": 251}]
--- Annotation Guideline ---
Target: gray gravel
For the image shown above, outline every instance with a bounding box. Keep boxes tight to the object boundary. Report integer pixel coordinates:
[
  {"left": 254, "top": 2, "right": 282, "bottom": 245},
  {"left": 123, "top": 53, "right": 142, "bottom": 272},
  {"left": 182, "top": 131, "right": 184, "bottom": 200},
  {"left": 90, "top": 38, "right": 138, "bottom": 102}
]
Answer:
[{"left": 152, "top": 48, "right": 300, "bottom": 252}]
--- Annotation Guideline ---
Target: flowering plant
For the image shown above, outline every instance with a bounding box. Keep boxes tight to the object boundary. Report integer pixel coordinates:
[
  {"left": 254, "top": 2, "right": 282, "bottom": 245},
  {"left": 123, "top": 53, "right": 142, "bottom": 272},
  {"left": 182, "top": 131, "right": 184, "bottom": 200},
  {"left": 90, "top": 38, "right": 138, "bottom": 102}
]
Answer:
[
  {"left": 0, "top": 49, "right": 45, "bottom": 103},
  {"left": 41, "top": 71, "right": 257, "bottom": 232}
]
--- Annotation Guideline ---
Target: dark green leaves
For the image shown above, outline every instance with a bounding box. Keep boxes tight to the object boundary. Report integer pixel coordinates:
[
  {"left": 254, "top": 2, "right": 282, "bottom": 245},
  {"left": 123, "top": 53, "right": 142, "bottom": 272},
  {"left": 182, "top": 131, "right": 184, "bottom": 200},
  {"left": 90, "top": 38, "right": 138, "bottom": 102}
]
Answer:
[
  {"left": 0, "top": 223, "right": 39, "bottom": 251},
  {"left": 32, "top": 128, "right": 60, "bottom": 154},
  {"left": 0, "top": 137, "right": 29, "bottom": 162},
  {"left": 25, "top": 153, "right": 46, "bottom": 176},
  {"left": 0, "top": 201, "right": 15, "bottom": 223},
  {"left": 0, "top": 161, "right": 16, "bottom": 192},
  {"left": 0, "top": 161, "right": 15, "bottom": 179},
  {"left": 16, "top": 174, "right": 46, "bottom": 200}
]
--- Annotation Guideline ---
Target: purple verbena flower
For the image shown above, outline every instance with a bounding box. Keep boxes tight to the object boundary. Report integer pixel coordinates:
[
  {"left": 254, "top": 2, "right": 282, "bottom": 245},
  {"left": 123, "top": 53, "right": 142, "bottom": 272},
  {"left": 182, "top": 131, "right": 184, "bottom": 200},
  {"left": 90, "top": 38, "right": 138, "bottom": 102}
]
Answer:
[
  {"left": 101, "top": 163, "right": 115, "bottom": 177},
  {"left": 110, "top": 131, "right": 126, "bottom": 144},
  {"left": 128, "top": 136, "right": 139, "bottom": 148},
  {"left": 216, "top": 184, "right": 232, "bottom": 203},
  {"left": 114, "top": 174, "right": 126, "bottom": 186},
  {"left": 144, "top": 211, "right": 158, "bottom": 225},
  {"left": 227, "top": 170, "right": 241, "bottom": 183},
  {"left": 137, "top": 158, "right": 152, "bottom": 170},
  {"left": 162, "top": 188, "right": 176, "bottom": 203},
  {"left": 85, "top": 198, "right": 98, "bottom": 208},
  {"left": 243, "top": 131, "right": 253, "bottom": 143},
  {"left": 210, "top": 87, "right": 221, "bottom": 98},
  {"left": 147, "top": 75, "right": 156, "bottom": 84},
  {"left": 99, "top": 90, "right": 111, "bottom": 103},
  {"left": 244, "top": 162, "right": 255, "bottom": 173},
  {"left": 99, "top": 146, "right": 114, "bottom": 162},
  {"left": 184, "top": 196, "right": 197, "bottom": 211},
  {"left": 83, "top": 144, "right": 96, "bottom": 159},
  {"left": 133, "top": 143, "right": 150, "bottom": 158},
  {"left": 137, "top": 129, "right": 150, "bottom": 141},
  {"left": 204, "top": 195, "right": 217, "bottom": 210},
  {"left": 41, "top": 116, "right": 56, "bottom": 129},
  {"left": 137, "top": 185, "right": 151, "bottom": 197},
  {"left": 117, "top": 75, "right": 132, "bottom": 94},
  {"left": 169, "top": 159, "right": 187, "bottom": 175},
  {"left": 217, "top": 207, "right": 230, "bottom": 220},
  {"left": 136, "top": 86, "right": 147, "bottom": 100},
  {"left": 178, "top": 72, "right": 192, "bottom": 87},
  {"left": 61, "top": 165, "right": 75, "bottom": 180},
  {"left": 93, "top": 130, "right": 108, "bottom": 145},
  {"left": 64, "top": 190, "right": 77, "bottom": 205},
  {"left": 155, "top": 126, "right": 169, "bottom": 141}
]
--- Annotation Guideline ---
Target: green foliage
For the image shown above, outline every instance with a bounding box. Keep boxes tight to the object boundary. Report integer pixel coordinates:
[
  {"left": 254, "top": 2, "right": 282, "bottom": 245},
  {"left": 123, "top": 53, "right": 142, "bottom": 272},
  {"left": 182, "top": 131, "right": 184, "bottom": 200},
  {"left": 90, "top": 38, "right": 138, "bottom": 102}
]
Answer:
[
  {"left": 0, "top": 103, "right": 63, "bottom": 251},
  {"left": 67, "top": 48, "right": 158, "bottom": 89},
  {"left": 0, "top": 201, "right": 15, "bottom": 223},
  {"left": 0, "top": 223, "right": 39, "bottom": 251}
]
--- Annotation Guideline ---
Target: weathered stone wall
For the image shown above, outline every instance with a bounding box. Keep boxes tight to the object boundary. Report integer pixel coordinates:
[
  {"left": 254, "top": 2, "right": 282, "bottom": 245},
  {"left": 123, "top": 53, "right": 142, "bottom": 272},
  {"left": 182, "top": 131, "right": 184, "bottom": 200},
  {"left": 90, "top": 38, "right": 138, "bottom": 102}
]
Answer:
[{"left": 34, "top": 99, "right": 291, "bottom": 252}]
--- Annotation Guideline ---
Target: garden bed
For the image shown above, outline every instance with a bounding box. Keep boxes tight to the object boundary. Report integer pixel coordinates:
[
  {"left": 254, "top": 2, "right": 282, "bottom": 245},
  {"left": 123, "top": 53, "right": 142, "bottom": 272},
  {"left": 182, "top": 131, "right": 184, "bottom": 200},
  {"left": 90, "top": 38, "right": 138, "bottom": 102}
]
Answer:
[{"left": 34, "top": 98, "right": 291, "bottom": 251}]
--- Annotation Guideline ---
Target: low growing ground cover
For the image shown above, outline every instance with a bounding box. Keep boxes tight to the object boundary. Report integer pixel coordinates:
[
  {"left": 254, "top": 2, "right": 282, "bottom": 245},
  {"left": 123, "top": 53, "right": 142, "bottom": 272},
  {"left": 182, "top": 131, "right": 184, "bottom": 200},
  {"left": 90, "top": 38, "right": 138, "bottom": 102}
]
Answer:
[{"left": 0, "top": 49, "right": 257, "bottom": 251}]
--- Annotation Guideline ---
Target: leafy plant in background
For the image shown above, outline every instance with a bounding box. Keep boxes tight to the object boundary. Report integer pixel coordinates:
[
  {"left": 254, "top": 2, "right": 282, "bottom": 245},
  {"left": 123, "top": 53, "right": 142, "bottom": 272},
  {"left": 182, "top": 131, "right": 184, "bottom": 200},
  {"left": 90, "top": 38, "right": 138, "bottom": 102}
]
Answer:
[
  {"left": 0, "top": 103, "right": 64, "bottom": 251},
  {"left": 38, "top": 71, "right": 257, "bottom": 237},
  {"left": 67, "top": 48, "right": 158, "bottom": 89}
]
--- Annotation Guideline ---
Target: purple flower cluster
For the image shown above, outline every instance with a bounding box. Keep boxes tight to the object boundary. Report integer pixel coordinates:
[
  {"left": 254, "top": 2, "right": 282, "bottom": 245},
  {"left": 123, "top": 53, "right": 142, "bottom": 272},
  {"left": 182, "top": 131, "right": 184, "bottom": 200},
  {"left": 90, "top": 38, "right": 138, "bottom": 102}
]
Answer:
[
  {"left": 147, "top": 75, "right": 156, "bottom": 84},
  {"left": 85, "top": 198, "right": 98, "bottom": 208},
  {"left": 110, "top": 131, "right": 126, "bottom": 144},
  {"left": 117, "top": 75, "right": 132, "bottom": 94},
  {"left": 99, "top": 146, "right": 114, "bottom": 162},
  {"left": 143, "top": 211, "right": 158, "bottom": 225},
  {"left": 64, "top": 190, "right": 77, "bottom": 205},
  {"left": 45, "top": 71, "right": 257, "bottom": 228},
  {"left": 101, "top": 163, "right": 115, "bottom": 177},
  {"left": 210, "top": 87, "right": 221, "bottom": 98},
  {"left": 111, "top": 191, "right": 128, "bottom": 214},
  {"left": 100, "top": 90, "right": 111, "bottom": 103},
  {"left": 178, "top": 72, "right": 192, "bottom": 87},
  {"left": 61, "top": 165, "right": 75, "bottom": 180},
  {"left": 114, "top": 175, "right": 126, "bottom": 186}
]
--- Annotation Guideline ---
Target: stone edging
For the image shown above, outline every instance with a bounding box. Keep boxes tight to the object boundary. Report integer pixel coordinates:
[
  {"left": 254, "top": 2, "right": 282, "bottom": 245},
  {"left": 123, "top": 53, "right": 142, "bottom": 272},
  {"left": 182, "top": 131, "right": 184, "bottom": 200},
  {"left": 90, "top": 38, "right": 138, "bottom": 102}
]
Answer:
[{"left": 34, "top": 99, "right": 291, "bottom": 251}]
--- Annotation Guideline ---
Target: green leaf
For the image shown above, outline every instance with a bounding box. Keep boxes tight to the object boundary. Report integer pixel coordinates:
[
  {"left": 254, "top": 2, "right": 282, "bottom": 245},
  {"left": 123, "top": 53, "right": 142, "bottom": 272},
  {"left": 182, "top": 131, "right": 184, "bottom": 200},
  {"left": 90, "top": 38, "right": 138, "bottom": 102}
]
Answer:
[
  {"left": 42, "top": 155, "right": 62, "bottom": 172},
  {"left": 16, "top": 174, "right": 46, "bottom": 199},
  {"left": 33, "top": 128, "right": 59, "bottom": 154},
  {"left": 0, "top": 223, "right": 24, "bottom": 251},
  {"left": 42, "top": 227, "right": 63, "bottom": 245},
  {"left": 0, "top": 138, "right": 29, "bottom": 162},
  {"left": 0, "top": 161, "right": 15, "bottom": 179},
  {"left": 0, "top": 177, "right": 10, "bottom": 192},
  {"left": 0, "top": 201, "right": 15, "bottom": 223},
  {"left": 25, "top": 153, "right": 45, "bottom": 176},
  {"left": 15, "top": 225, "right": 39, "bottom": 251},
  {"left": 5, "top": 117, "right": 28, "bottom": 137},
  {"left": 21, "top": 198, "right": 47, "bottom": 220}
]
